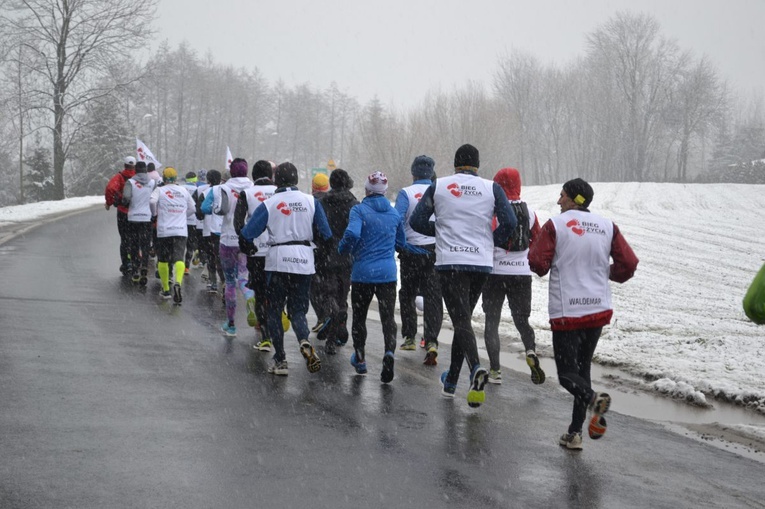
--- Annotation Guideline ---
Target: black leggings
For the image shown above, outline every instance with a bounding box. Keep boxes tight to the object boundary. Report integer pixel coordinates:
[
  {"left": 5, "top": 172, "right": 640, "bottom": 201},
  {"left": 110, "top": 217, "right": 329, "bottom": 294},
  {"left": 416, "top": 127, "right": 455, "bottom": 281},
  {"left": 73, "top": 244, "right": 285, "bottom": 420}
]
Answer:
[
  {"left": 552, "top": 328, "right": 601, "bottom": 434},
  {"left": 439, "top": 270, "right": 487, "bottom": 384},
  {"left": 246, "top": 256, "right": 270, "bottom": 337},
  {"left": 351, "top": 281, "right": 397, "bottom": 360},
  {"left": 481, "top": 274, "right": 535, "bottom": 371},
  {"left": 202, "top": 234, "right": 223, "bottom": 285},
  {"left": 127, "top": 221, "right": 152, "bottom": 272},
  {"left": 398, "top": 249, "right": 443, "bottom": 342}
]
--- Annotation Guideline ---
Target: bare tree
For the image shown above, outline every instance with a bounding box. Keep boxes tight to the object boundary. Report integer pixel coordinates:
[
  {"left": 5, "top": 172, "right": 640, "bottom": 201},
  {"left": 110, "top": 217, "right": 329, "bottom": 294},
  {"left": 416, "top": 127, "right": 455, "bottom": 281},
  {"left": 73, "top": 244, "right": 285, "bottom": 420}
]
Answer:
[
  {"left": 586, "top": 12, "right": 683, "bottom": 181},
  {"left": 0, "top": 0, "right": 158, "bottom": 199},
  {"left": 668, "top": 56, "right": 726, "bottom": 181}
]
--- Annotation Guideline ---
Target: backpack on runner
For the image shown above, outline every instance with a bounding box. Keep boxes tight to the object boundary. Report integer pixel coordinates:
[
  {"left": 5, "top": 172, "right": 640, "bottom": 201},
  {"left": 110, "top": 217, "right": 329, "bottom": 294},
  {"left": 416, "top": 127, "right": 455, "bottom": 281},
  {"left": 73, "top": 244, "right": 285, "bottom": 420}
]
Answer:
[{"left": 507, "top": 202, "right": 530, "bottom": 251}]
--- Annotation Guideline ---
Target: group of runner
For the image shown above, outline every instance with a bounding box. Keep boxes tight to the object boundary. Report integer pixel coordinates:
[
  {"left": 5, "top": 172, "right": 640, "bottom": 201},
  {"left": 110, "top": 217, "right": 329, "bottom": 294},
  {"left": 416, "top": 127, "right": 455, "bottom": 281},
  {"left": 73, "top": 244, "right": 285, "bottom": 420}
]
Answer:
[{"left": 105, "top": 143, "right": 639, "bottom": 450}]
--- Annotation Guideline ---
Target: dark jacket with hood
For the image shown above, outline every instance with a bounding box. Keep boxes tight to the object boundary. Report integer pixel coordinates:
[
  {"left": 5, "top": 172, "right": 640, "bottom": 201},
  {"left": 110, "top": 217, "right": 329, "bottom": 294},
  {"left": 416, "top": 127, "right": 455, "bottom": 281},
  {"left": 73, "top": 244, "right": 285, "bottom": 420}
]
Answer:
[{"left": 316, "top": 188, "right": 359, "bottom": 271}]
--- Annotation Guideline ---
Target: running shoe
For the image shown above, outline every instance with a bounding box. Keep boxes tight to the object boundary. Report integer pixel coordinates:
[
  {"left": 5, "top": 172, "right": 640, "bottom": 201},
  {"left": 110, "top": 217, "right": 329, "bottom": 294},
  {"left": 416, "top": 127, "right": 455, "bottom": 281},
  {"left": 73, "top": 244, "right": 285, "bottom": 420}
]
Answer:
[
  {"left": 559, "top": 432, "right": 583, "bottom": 450},
  {"left": 588, "top": 414, "right": 607, "bottom": 440},
  {"left": 312, "top": 317, "right": 330, "bottom": 334},
  {"left": 526, "top": 351, "right": 546, "bottom": 385},
  {"left": 267, "top": 359, "right": 288, "bottom": 376},
  {"left": 590, "top": 393, "right": 612, "bottom": 416},
  {"left": 159, "top": 289, "right": 172, "bottom": 300},
  {"left": 325, "top": 339, "right": 336, "bottom": 355},
  {"left": 400, "top": 337, "right": 416, "bottom": 351},
  {"left": 184, "top": 267, "right": 189, "bottom": 275},
  {"left": 440, "top": 371, "right": 456, "bottom": 398},
  {"left": 299, "top": 340, "right": 321, "bottom": 373},
  {"left": 255, "top": 340, "right": 272, "bottom": 352},
  {"left": 131, "top": 271, "right": 141, "bottom": 283},
  {"left": 419, "top": 338, "right": 426, "bottom": 349},
  {"left": 316, "top": 319, "right": 331, "bottom": 341},
  {"left": 172, "top": 283, "right": 182, "bottom": 304},
  {"left": 246, "top": 297, "right": 258, "bottom": 327},
  {"left": 221, "top": 322, "right": 237, "bottom": 337},
  {"left": 423, "top": 342, "right": 438, "bottom": 365},
  {"left": 350, "top": 351, "right": 367, "bottom": 375},
  {"left": 381, "top": 351, "right": 395, "bottom": 384},
  {"left": 139, "top": 269, "right": 148, "bottom": 287},
  {"left": 207, "top": 283, "right": 218, "bottom": 294},
  {"left": 467, "top": 365, "right": 488, "bottom": 408},
  {"left": 488, "top": 369, "right": 502, "bottom": 385}
]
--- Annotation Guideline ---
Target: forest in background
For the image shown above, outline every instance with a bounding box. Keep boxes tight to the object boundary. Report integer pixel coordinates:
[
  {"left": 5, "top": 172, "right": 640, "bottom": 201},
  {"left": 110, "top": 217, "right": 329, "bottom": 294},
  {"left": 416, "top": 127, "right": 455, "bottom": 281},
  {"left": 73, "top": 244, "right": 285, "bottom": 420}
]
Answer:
[{"left": 1, "top": 1, "right": 763, "bottom": 206}]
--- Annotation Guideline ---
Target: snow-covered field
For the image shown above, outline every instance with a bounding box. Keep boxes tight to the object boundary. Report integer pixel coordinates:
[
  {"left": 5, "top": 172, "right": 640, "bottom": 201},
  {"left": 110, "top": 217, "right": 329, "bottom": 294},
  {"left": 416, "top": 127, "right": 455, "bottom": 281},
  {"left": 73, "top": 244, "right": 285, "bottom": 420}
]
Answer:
[{"left": 2, "top": 183, "right": 764, "bottom": 415}]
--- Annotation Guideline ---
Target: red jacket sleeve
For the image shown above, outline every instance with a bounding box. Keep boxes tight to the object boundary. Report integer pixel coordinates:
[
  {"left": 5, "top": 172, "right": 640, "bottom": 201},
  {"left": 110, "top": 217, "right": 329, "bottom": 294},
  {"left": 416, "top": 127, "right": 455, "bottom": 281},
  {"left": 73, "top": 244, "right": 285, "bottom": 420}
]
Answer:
[
  {"left": 528, "top": 219, "right": 556, "bottom": 277},
  {"left": 528, "top": 211, "right": 541, "bottom": 250},
  {"left": 609, "top": 223, "right": 638, "bottom": 283},
  {"left": 104, "top": 173, "right": 124, "bottom": 207}
]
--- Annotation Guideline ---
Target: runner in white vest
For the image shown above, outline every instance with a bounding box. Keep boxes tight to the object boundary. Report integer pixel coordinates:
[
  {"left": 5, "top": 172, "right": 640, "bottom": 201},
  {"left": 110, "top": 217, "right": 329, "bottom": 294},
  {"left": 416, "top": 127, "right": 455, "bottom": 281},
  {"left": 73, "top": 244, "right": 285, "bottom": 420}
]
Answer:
[
  {"left": 197, "top": 170, "right": 224, "bottom": 293},
  {"left": 410, "top": 144, "right": 517, "bottom": 409},
  {"left": 122, "top": 161, "right": 156, "bottom": 285},
  {"left": 529, "top": 178, "right": 638, "bottom": 450},
  {"left": 394, "top": 155, "right": 443, "bottom": 366},
  {"left": 481, "top": 167, "right": 545, "bottom": 386},
  {"left": 149, "top": 167, "right": 196, "bottom": 304},
  {"left": 213, "top": 158, "right": 254, "bottom": 338},
  {"left": 234, "top": 160, "right": 279, "bottom": 352},
  {"left": 182, "top": 171, "right": 200, "bottom": 271},
  {"left": 241, "top": 162, "right": 332, "bottom": 376}
]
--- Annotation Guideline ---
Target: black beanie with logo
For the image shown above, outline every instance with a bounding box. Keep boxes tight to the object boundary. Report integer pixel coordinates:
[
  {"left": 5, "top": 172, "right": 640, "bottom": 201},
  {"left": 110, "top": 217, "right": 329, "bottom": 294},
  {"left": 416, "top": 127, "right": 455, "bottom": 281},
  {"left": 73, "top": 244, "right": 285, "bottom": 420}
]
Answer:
[{"left": 562, "top": 178, "right": 594, "bottom": 208}]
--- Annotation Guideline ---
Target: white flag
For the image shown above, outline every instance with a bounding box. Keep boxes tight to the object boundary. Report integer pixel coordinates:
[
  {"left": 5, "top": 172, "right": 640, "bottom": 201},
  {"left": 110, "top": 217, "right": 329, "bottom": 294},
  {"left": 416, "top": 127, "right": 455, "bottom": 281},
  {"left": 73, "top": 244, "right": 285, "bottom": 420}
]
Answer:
[
  {"left": 136, "top": 138, "right": 162, "bottom": 168},
  {"left": 225, "top": 146, "right": 233, "bottom": 170}
]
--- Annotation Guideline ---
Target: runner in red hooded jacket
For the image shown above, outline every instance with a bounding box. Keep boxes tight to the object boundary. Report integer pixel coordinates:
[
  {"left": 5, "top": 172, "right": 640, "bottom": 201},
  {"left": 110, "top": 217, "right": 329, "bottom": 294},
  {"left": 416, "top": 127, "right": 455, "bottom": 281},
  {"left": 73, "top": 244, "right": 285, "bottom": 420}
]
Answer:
[
  {"left": 482, "top": 167, "right": 545, "bottom": 386},
  {"left": 104, "top": 156, "right": 137, "bottom": 274}
]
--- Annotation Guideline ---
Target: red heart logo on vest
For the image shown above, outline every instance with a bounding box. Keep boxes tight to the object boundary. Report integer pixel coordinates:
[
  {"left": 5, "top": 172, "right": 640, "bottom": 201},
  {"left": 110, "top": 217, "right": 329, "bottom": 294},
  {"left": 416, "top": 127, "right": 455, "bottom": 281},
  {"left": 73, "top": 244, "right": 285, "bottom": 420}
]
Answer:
[{"left": 276, "top": 202, "right": 291, "bottom": 216}]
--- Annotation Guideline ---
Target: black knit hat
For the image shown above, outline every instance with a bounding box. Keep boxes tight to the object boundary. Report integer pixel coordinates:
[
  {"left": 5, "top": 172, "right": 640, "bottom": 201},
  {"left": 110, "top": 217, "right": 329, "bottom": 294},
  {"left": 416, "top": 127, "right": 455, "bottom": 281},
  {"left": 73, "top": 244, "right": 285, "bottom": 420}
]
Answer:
[
  {"left": 454, "top": 144, "right": 479, "bottom": 168},
  {"left": 252, "top": 160, "right": 273, "bottom": 181},
  {"left": 411, "top": 155, "right": 435, "bottom": 179},
  {"left": 330, "top": 168, "right": 353, "bottom": 190},
  {"left": 562, "top": 178, "right": 594, "bottom": 208},
  {"left": 206, "top": 169, "right": 222, "bottom": 186},
  {"left": 275, "top": 162, "right": 299, "bottom": 187}
]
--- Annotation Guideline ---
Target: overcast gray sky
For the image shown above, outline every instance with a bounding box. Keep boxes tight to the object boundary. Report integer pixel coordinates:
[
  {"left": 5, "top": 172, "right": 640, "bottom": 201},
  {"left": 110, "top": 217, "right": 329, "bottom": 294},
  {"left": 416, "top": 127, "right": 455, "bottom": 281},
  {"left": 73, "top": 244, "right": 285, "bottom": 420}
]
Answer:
[{"left": 155, "top": 0, "right": 765, "bottom": 109}]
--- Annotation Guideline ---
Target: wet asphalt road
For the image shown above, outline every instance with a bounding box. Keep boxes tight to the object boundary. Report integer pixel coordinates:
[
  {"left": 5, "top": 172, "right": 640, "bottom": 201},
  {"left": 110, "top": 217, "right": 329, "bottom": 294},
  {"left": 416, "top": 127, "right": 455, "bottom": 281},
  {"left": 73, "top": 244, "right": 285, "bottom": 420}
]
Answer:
[{"left": 1, "top": 209, "right": 765, "bottom": 509}]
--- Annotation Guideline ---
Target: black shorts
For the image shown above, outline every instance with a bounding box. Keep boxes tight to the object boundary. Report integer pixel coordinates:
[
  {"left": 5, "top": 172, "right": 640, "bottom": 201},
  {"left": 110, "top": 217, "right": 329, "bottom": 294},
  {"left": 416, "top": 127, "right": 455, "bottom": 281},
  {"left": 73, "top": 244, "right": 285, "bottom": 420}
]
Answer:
[{"left": 156, "top": 236, "right": 187, "bottom": 264}]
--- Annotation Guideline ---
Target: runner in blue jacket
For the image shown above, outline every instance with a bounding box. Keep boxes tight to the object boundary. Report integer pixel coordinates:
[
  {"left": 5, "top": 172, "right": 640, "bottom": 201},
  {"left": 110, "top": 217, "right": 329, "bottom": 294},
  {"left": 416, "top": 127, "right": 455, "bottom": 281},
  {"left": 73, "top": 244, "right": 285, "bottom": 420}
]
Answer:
[{"left": 339, "top": 171, "right": 426, "bottom": 383}]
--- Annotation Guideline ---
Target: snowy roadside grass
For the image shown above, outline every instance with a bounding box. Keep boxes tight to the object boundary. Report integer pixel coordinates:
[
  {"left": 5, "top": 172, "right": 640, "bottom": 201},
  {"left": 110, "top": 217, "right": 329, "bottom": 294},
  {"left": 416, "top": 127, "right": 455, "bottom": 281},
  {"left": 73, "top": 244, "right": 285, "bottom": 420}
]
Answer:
[
  {"left": 478, "top": 183, "right": 765, "bottom": 415},
  {"left": 0, "top": 196, "right": 102, "bottom": 224}
]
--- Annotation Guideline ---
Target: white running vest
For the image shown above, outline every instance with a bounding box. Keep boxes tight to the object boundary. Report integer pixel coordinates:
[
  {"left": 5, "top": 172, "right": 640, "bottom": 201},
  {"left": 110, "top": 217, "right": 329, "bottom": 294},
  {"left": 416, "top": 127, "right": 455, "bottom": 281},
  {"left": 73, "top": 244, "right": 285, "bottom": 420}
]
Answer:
[
  {"left": 154, "top": 184, "right": 194, "bottom": 238},
  {"left": 215, "top": 177, "right": 253, "bottom": 247},
  {"left": 183, "top": 182, "right": 199, "bottom": 225},
  {"left": 126, "top": 178, "right": 155, "bottom": 223},
  {"left": 195, "top": 183, "right": 208, "bottom": 229},
  {"left": 433, "top": 173, "right": 496, "bottom": 268},
  {"left": 548, "top": 210, "right": 614, "bottom": 319},
  {"left": 402, "top": 183, "right": 435, "bottom": 246},
  {"left": 492, "top": 201, "right": 536, "bottom": 276},
  {"left": 263, "top": 189, "right": 316, "bottom": 275},
  {"left": 244, "top": 184, "right": 277, "bottom": 257},
  {"left": 201, "top": 186, "right": 223, "bottom": 236}
]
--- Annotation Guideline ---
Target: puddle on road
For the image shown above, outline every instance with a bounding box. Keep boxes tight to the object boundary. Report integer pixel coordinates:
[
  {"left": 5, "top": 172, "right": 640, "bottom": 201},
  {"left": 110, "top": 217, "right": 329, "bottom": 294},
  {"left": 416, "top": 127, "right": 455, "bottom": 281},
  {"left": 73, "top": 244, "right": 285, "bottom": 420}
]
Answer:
[{"left": 495, "top": 348, "right": 765, "bottom": 426}]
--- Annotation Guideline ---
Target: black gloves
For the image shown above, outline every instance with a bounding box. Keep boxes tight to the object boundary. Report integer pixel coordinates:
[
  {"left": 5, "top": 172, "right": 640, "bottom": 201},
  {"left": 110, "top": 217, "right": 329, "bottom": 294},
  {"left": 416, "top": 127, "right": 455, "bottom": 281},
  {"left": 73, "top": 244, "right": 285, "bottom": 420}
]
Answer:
[{"left": 239, "top": 236, "right": 258, "bottom": 256}]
